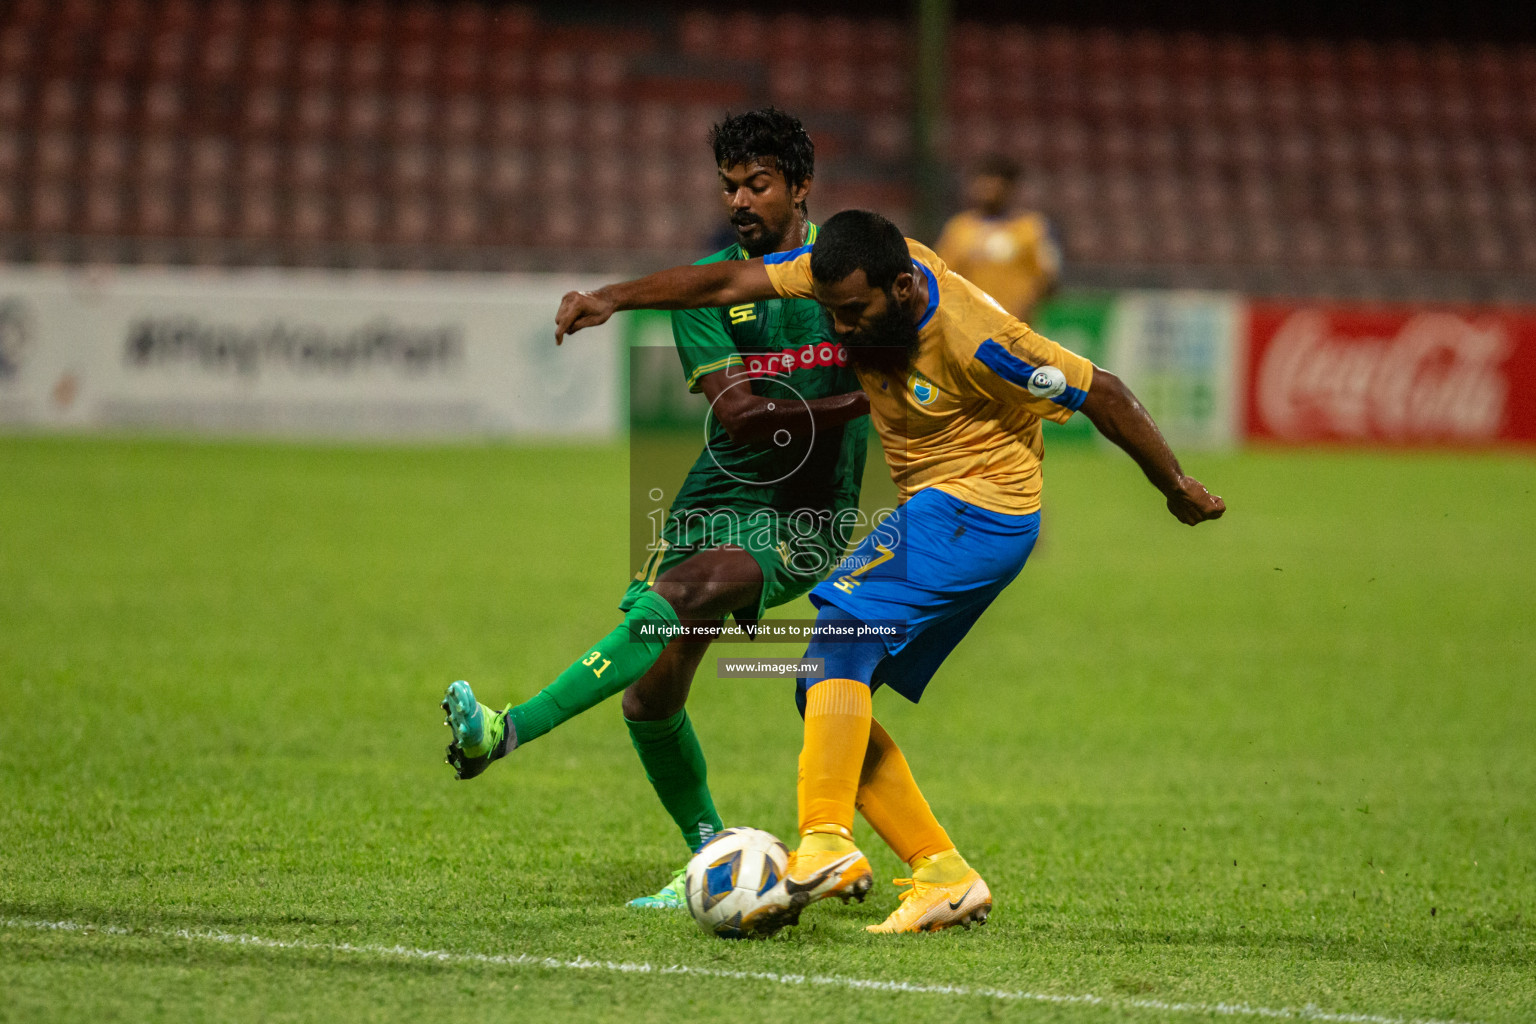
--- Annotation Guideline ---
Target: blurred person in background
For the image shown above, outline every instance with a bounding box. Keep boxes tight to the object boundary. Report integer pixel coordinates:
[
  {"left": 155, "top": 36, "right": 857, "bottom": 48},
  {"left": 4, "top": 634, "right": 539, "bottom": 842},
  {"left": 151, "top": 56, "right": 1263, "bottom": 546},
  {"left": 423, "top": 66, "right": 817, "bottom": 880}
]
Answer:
[{"left": 935, "top": 154, "right": 1061, "bottom": 323}]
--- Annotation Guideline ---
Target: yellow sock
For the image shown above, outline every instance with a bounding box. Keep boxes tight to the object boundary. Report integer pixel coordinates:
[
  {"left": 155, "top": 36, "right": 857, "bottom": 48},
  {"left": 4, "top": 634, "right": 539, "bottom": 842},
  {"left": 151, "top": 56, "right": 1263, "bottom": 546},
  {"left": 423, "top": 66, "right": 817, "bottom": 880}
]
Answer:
[
  {"left": 854, "top": 718, "right": 954, "bottom": 864},
  {"left": 796, "top": 678, "right": 872, "bottom": 848},
  {"left": 912, "top": 848, "right": 972, "bottom": 884}
]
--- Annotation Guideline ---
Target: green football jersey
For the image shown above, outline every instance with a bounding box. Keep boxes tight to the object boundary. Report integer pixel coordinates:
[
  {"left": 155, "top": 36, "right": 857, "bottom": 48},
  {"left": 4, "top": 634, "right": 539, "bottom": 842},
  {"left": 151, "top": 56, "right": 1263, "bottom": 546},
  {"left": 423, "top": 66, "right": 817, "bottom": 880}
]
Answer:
[{"left": 669, "top": 226, "right": 868, "bottom": 523}]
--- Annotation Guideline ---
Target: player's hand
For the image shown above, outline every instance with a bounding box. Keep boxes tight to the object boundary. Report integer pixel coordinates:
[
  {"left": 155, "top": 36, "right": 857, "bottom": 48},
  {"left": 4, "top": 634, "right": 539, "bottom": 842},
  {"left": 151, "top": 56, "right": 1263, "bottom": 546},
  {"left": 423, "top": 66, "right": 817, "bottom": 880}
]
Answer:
[
  {"left": 1165, "top": 475, "right": 1226, "bottom": 525},
  {"left": 555, "top": 289, "right": 616, "bottom": 344}
]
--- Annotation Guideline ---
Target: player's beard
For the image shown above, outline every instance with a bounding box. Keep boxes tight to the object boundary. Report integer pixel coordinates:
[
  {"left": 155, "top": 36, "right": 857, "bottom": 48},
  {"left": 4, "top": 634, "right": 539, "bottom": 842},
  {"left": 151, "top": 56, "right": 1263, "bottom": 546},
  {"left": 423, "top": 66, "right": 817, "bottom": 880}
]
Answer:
[
  {"left": 733, "top": 213, "right": 782, "bottom": 258},
  {"left": 844, "top": 298, "right": 922, "bottom": 379}
]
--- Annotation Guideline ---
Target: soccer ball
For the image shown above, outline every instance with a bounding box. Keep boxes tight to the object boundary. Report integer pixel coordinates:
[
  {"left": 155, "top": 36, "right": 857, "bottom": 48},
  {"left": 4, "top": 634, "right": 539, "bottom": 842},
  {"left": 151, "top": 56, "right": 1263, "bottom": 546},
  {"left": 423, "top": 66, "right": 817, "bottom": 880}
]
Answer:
[{"left": 684, "top": 827, "right": 792, "bottom": 939}]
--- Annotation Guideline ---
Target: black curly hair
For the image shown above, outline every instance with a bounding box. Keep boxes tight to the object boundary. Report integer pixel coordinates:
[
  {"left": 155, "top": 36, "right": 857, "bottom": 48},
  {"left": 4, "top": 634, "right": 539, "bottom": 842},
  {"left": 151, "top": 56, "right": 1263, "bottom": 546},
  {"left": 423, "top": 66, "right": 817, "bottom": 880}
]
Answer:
[
  {"left": 708, "top": 107, "right": 815, "bottom": 209},
  {"left": 810, "top": 209, "right": 910, "bottom": 291}
]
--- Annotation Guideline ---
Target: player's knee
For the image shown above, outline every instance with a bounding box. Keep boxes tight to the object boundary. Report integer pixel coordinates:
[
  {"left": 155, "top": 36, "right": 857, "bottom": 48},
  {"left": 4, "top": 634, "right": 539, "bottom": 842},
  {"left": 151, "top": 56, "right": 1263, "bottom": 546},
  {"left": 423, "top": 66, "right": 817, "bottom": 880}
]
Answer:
[
  {"left": 622, "top": 681, "right": 684, "bottom": 722},
  {"left": 654, "top": 549, "right": 757, "bottom": 620},
  {"left": 620, "top": 685, "right": 647, "bottom": 721},
  {"left": 652, "top": 576, "right": 715, "bottom": 619}
]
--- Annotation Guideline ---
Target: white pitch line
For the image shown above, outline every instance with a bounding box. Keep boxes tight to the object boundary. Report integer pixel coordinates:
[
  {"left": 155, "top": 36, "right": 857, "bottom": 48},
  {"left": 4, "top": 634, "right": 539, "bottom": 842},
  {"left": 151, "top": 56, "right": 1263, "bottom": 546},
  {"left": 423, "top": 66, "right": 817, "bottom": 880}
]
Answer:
[{"left": 2, "top": 917, "right": 1478, "bottom": 1024}]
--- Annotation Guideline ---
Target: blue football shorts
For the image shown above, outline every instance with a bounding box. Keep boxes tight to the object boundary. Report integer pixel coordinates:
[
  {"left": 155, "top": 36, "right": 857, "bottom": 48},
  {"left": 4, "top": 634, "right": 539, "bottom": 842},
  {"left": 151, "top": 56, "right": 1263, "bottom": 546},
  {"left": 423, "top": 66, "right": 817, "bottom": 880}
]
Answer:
[{"left": 799, "top": 486, "right": 1040, "bottom": 703}]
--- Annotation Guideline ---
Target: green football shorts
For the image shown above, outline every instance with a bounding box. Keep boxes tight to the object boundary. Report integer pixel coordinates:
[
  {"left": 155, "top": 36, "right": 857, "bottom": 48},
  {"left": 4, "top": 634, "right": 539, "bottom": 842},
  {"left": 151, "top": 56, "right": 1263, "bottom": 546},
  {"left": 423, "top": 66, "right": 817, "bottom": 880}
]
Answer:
[{"left": 620, "top": 507, "right": 850, "bottom": 626}]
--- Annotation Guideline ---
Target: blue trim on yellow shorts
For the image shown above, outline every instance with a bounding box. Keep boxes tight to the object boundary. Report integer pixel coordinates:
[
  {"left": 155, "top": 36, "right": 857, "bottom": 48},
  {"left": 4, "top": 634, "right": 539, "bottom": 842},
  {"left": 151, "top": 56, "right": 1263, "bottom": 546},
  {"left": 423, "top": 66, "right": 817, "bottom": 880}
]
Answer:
[{"left": 806, "top": 487, "right": 1039, "bottom": 702}]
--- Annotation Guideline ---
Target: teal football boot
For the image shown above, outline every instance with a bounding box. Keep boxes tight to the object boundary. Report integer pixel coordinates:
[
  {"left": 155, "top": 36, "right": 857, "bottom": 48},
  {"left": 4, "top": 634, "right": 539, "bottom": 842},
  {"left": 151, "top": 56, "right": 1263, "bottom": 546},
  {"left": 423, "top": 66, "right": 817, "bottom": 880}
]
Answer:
[
  {"left": 627, "top": 866, "right": 688, "bottom": 909},
  {"left": 442, "top": 680, "right": 514, "bottom": 780}
]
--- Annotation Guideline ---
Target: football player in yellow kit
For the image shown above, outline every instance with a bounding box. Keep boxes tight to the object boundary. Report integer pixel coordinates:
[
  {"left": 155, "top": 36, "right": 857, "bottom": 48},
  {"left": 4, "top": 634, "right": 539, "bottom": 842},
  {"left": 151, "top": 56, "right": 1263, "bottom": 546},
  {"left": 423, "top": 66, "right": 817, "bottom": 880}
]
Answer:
[
  {"left": 555, "top": 210, "right": 1225, "bottom": 934},
  {"left": 935, "top": 154, "right": 1061, "bottom": 322}
]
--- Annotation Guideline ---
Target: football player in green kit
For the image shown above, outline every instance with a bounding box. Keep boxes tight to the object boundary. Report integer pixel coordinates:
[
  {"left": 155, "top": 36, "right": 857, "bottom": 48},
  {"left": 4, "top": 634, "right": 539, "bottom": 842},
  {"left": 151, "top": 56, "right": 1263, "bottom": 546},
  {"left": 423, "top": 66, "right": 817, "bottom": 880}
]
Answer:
[{"left": 441, "top": 108, "right": 872, "bottom": 907}]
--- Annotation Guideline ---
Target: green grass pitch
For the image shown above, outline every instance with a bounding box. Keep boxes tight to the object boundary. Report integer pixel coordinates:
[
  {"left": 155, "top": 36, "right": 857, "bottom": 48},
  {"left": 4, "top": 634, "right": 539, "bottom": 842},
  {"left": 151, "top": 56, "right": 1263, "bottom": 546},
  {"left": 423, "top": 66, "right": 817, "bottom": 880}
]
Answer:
[{"left": 1, "top": 436, "right": 1532, "bottom": 1023}]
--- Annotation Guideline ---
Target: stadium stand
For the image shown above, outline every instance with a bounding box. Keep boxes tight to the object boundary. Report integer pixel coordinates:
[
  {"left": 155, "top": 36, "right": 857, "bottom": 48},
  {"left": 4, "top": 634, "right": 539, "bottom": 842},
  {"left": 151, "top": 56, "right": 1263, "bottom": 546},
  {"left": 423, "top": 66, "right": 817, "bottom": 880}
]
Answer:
[{"left": 0, "top": 1, "right": 1531, "bottom": 300}]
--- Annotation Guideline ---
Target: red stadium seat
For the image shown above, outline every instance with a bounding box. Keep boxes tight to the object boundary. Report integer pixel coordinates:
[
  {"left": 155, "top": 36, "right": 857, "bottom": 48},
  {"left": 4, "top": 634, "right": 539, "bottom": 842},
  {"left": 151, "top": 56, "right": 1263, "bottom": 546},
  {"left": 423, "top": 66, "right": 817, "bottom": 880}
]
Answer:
[
  {"left": 440, "top": 145, "right": 481, "bottom": 193},
  {"left": 235, "top": 186, "right": 279, "bottom": 239},
  {"left": 81, "top": 182, "right": 125, "bottom": 235},
  {"left": 440, "top": 192, "right": 482, "bottom": 247},
  {"left": 130, "top": 184, "right": 179, "bottom": 237},
  {"left": 287, "top": 140, "right": 332, "bottom": 191},
  {"left": 718, "top": 13, "right": 766, "bottom": 58},
  {"left": 439, "top": 40, "right": 486, "bottom": 96},
  {"left": 187, "top": 137, "right": 231, "bottom": 187},
  {"left": 387, "top": 141, "right": 432, "bottom": 193},
  {"left": 343, "top": 34, "right": 387, "bottom": 84},
  {"left": 393, "top": 39, "right": 438, "bottom": 93},
  {"left": 388, "top": 194, "right": 435, "bottom": 246},
  {"left": 32, "top": 130, "right": 76, "bottom": 178},
  {"left": 865, "top": 114, "right": 911, "bottom": 162},
  {"left": 587, "top": 205, "right": 629, "bottom": 250},
  {"left": 486, "top": 97, "right": 531, "bottom": 144},
  {"left": 0, "top": 128, "right": 22, "bottom": 181},
  {"left": 949, "top": 65, "right": 995, "bottom": 114},
  {"left": 186, "top": 187, "right": 229, "bottom": 238},
  {"left": 340, "top": 192, "right": 383, "bottom": 244},
  {"left": 295, "top": 36, "right": 339, "bottom": 89},
  {"left": 540, "top": 201, "right": 585, "bottom": 248},
  {"left": 288, "top": 191, "right": 331, "bottom": 243},
  {"left": 766, "top": 61, "right": 810, "bottom": 110},
  {"left": 293, "top": 88, "right": 337, "bottom": 138},
  {"left": 391, "top": 90, "right": 435, "bottom": 141},
  {"left": 534, "top": 97, "right": 580, "bottom": 147},
  {"left": 677, "top": 10, "right": 717, "bottom": 58},
  {"left": 583, "top": 102, "right": 626, "bottom": 150},
  {"left": 1515, "top": 230, "right": 1536, "bottom": 273},
  {"left": 237, "top": 139, "right": 279, "bottom": 189},
  {"left": 28, "top": 181, "right": 74, "bottom": 234},
  {"left": 135, "top": 134, "right": 181, "bottom": 185},
  {"left": 485, "top": 146, "right": 529, "bottom": 196},
  {"left": 0, "top": 1, "right": 1528, "bottom": 286}
]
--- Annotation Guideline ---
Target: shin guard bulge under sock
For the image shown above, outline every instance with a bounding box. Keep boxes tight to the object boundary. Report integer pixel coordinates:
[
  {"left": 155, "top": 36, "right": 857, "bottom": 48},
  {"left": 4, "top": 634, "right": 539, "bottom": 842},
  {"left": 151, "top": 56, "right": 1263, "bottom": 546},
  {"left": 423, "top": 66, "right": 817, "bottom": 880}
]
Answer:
[
  {"left": 854, "top": 717, "right": 955, "bottom": 866},
  {"left": 796, "top": 678, "right": 872, "bottom": 843},
  {"left": 626, "top": 708, "right": 724, "bottom": 853}
]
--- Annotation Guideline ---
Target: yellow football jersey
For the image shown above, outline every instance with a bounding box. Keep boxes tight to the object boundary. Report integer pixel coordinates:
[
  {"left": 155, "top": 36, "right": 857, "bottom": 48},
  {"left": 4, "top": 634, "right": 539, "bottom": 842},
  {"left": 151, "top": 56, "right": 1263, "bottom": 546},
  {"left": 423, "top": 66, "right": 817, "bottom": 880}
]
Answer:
[
  {"left": 763, "top": 240, "right": 1094, "bottom": 515},
  {"left": 934, "top": 211, "right": 1060, "bottom": 321}
]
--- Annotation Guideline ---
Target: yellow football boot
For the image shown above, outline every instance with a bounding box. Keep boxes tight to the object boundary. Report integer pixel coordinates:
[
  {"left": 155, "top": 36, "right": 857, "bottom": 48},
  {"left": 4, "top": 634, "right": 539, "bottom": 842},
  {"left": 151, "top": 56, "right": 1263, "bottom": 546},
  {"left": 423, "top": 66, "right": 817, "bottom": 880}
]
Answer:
[
  {"left": 865, "top": 869, "right": 992, "bottom": 933},
  {"left": 785, "top": 846, "right": 874, "bottom": 906},
  {"left": 745, "top": 845, "right": 874, "bottom": 938}
]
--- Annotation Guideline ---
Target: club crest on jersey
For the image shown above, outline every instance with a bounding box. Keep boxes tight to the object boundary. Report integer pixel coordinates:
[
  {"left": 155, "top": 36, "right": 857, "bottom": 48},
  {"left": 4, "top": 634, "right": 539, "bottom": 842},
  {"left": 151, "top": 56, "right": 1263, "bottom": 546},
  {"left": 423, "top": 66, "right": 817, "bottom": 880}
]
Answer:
[{"left": 908, "top": 370, "right": 939, "bottom": 405}]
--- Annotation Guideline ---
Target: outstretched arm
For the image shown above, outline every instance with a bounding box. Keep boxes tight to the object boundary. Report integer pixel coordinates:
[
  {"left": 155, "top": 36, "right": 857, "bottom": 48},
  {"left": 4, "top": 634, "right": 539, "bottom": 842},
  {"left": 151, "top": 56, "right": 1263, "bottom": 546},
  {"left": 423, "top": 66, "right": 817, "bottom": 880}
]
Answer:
[
  {"left": 555, "top": 261, "right": 778, "bottom": 344},
  {"left": 1078, "top": 368, "right": 1226, "bottom": 526}
]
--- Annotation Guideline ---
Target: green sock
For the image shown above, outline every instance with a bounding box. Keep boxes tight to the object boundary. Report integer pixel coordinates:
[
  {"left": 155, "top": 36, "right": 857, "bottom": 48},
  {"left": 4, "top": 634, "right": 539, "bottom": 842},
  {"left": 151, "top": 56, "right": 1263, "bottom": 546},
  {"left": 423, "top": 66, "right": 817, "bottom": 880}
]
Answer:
[
  {"left": 626, "top": 708, "right": 724, "bottom": 853},
  {"left": 508, "top": 590, "right": 679, "bottom": 746}
]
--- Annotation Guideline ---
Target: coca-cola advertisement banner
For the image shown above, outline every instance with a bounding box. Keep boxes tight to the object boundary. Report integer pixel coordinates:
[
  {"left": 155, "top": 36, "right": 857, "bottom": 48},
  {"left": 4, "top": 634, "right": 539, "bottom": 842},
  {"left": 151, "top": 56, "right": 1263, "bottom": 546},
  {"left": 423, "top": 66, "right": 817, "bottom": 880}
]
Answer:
[{"left": 1246, "top": 303, "right": 1536, "bottom": 445}]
